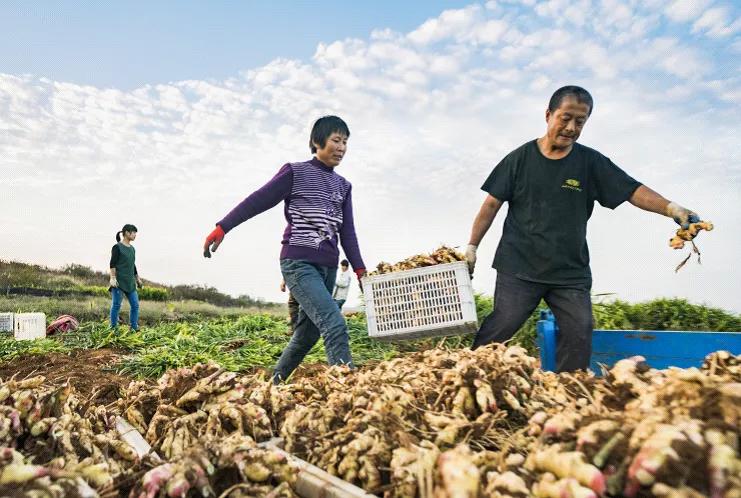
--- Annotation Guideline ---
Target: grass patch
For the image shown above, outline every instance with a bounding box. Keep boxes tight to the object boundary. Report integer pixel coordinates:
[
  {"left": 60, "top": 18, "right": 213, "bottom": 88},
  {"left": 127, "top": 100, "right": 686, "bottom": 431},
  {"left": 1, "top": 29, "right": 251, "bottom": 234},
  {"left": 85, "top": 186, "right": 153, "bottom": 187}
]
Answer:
[
  {"left": 1, "top": 296, "right": 737, "bottom": 379},
  {"left": 0, "top": 336, "right": 72, "bottom": 362},
  {"left": 56, "top": 314, "right": 403, "bottom": 378},
  {"left": 0, "top": 295, "right": 284, "bottom": 325},
  {"left": 0, "top": 259, "right": 279, "bottom": 308}
]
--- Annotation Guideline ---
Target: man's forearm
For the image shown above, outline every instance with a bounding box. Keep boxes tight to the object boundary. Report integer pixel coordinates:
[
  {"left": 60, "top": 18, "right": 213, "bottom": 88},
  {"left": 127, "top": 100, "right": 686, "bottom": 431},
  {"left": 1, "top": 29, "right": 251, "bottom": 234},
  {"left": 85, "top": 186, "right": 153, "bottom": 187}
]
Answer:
[
  {"left": 628, "top": 185, "right": 671, "bottom": 216},
  {"left": 469, "top": 195, "right": 503, "bottom": 245}
]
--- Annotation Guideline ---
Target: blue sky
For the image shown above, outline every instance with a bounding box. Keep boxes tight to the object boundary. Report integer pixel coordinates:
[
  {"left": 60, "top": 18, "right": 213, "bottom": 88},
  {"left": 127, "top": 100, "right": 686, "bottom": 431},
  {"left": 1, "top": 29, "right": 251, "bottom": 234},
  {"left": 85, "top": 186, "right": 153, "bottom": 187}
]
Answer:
[
  {"left": 1, "top": 1, "right": 473, "bottom": 89},
  {"left": 1, "top": 1, "right": 740, "bottom": 312}
]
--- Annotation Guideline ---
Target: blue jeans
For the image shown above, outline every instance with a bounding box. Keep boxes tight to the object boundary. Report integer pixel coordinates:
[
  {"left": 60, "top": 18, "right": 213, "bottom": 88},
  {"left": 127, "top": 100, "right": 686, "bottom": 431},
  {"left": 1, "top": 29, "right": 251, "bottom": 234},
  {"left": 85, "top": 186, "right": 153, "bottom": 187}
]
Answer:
[
  {"left": 472, "top": 272, "right": 593, "bottom": 372},
  {"left": 273, "top": 259, "right": 354, "bottom": 383},
  {"left": 110, "top": 288, "right": 140, "bottom": 331}
]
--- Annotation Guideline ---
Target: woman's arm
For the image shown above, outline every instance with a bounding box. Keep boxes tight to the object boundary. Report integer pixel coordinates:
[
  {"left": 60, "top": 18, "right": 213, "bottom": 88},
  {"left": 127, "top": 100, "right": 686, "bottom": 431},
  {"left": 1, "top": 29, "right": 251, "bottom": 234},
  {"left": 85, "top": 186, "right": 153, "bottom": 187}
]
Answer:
[
  {"left": 110, "top": 244, "right": 120, "bottom": 271},
  {"left": 205, "top": 164, "right": 294, "bottom": 258},
  {"left": 338, "top": 186, "right": 365, "bottom": 273},
  {"left": 218, "top": 164, "right": 293, "bottom": 233},
  {"left": 109, "top": 246, "right": 119, "bottom": 287}
]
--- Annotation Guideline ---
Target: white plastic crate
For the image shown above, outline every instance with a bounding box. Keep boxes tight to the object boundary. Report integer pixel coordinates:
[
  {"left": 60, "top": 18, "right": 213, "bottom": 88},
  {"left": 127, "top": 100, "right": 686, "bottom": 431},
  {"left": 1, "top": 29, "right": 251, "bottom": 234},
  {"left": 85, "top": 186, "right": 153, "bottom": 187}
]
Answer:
[
  {"left": 0, "top": 313, "right": 13, "bottom": 334},
  {"left": 362, "top": 261, "right": 477, "bottom": 342},
  {"left": 14, "top": 313, "right": 46, "bottom": 341}
]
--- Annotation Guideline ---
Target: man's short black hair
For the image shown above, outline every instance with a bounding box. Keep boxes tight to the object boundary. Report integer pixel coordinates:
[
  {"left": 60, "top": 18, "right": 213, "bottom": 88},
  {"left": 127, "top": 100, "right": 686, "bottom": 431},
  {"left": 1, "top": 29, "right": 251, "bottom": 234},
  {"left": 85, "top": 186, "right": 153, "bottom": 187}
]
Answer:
[
  {"left": 548, "top": 86, "right": 594, "bottom": 116},
  {"left": 340, "top": 259, "right": 349, "bottom": 267},
  {"left": 310, "top": 116, "right": 350, "bottom": 153}
]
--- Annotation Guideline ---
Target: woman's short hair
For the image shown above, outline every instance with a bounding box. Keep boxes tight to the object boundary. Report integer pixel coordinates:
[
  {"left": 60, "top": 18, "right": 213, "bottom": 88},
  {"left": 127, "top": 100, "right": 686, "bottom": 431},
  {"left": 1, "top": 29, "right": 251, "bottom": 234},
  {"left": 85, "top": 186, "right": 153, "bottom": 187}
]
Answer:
[{"left": 310, "top": 116, "right": 350, "bottom": 153}]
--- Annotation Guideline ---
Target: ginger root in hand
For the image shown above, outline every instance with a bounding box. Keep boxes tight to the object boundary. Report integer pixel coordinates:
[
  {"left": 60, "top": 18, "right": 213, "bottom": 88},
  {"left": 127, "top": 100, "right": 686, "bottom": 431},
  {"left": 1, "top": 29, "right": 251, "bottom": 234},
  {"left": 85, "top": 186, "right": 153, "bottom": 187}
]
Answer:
[{"left": 669, "top": 222, "right": 713, "bottom": 250}]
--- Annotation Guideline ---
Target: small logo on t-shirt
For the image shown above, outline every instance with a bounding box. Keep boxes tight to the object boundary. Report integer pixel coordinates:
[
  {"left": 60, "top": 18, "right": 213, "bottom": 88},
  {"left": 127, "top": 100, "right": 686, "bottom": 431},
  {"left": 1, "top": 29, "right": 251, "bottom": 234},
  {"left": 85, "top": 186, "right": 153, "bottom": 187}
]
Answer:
[{"left": 562, "top": 178, "right": 582, "bottom": 192}]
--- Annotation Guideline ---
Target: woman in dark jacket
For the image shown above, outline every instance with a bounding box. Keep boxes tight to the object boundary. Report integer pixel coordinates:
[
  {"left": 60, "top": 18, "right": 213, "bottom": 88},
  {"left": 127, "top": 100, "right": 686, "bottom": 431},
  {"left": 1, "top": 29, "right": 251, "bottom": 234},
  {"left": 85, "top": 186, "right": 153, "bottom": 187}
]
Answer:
[{"left": 109, "top": 224, "right": 142, "bottom": 331}]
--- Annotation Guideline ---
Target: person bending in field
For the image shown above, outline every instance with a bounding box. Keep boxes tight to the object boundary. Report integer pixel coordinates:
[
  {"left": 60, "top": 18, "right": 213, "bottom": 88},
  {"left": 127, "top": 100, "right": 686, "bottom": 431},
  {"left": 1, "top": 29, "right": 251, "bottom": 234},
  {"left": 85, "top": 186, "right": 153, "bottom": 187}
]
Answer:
[
  {"left": 203, "top": 116, "right": 366, "bottom": 383},
  {"left": 109, "top": 224, "right": 143, "bottom": 331}
]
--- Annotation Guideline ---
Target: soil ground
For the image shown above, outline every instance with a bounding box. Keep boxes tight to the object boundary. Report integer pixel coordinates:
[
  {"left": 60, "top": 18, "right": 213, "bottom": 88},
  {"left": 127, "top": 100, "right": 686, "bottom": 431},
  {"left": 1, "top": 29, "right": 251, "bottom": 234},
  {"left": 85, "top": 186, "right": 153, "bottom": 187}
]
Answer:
[
  {"left": 0, "top": 348, "right": 133, "bottom": 404},
  {"left": 0, "top": 348, "right": 330, "bottom": 404}
]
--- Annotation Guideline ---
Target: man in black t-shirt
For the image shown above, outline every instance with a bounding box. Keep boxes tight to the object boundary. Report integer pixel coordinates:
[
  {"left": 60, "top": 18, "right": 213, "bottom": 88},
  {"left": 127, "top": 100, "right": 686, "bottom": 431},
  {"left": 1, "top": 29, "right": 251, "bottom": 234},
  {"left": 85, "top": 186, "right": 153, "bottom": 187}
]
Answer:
[{"left": 466, "top": 86, "right": 700, "bottom": 372}]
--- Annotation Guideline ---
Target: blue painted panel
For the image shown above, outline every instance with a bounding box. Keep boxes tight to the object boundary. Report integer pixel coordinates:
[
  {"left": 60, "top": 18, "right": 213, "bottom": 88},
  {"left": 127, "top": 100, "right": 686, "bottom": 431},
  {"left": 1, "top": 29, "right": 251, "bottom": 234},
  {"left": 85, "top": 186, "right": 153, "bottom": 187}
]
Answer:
[
  {"left": 536, "top": 310, "right": 557, "bottom": 371},
  {"left": 536, "top": 311, "right": 741, "bottom": 374},
  {"left": 590, "top": 330, "right": 741, "bottom": 372}
]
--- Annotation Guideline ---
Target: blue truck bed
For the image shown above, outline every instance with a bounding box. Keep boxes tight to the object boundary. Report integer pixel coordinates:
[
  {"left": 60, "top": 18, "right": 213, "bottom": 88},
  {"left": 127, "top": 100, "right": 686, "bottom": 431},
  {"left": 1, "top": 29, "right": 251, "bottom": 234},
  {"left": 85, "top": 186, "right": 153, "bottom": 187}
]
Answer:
[{"left": 536, "top": 310, "right": 741, "bottom": 374}]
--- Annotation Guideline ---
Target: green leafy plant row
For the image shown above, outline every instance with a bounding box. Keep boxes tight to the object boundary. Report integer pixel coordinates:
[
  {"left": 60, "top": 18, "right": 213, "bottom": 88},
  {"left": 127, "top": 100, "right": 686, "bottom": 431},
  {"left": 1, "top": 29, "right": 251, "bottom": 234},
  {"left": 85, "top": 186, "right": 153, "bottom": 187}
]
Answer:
[
  {"left": 60, "top": 313, "right": 403, "bottom": 378},
  {"left": 0, "top": 297, "right": 737, "bottom": 379},
  {"left": 474, "top": 294, "right": 740, "bottom": 353}
]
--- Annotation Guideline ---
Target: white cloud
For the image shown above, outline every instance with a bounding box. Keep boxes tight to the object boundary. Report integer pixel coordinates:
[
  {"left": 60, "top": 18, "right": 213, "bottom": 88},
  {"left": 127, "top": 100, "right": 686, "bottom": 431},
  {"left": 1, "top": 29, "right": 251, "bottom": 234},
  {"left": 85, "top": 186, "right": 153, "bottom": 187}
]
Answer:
[
  {"left": 468, "top": 19, "right": 509, "bottom": 45},
  {"left": 665, "top": 0, "right": 711, "bottom": 22},
  {"left": 534, "top": 0, "right": 593, "bottom": 26},
  {"left": 2, "top": 1, "right": 740, "bottom": 313},
  {"left": 692, "top": 6, "right": 741, "bottom": 37},
  {"left": 612, "top": 37, "right": 709, "bottom": 80},
  {"left": 407, "top": 5, "right": 482, "bottom": 45},
  {"left": 599, "top": 0, "right": 633, "bottom": 26}
]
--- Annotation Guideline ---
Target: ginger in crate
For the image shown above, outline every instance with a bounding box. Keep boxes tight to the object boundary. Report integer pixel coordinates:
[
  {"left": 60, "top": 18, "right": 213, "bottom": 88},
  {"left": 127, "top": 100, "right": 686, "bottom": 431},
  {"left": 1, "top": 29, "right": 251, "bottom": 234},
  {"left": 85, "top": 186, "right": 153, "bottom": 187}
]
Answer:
[{"left": 369, "top": 246, "right": 465, "bottom": 276}]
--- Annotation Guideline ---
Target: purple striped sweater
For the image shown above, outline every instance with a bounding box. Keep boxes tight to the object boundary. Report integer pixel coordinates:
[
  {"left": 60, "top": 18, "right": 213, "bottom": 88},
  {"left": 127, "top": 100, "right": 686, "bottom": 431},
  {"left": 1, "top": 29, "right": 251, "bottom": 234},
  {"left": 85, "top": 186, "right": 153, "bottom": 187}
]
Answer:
[{"left": 218, "top": 158, "right": 365, "bottom": 270}]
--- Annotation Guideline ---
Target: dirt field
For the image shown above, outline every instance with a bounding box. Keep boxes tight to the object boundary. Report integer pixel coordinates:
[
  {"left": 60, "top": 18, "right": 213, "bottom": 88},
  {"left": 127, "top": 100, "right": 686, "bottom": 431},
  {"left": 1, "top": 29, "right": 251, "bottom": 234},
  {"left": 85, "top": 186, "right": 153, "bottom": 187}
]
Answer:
[
  {"left": 0, "top": 348, "right": 327, "bottom": 405},
  {"left": 0, "top": 348, "right": 134, "bottom": 404}
]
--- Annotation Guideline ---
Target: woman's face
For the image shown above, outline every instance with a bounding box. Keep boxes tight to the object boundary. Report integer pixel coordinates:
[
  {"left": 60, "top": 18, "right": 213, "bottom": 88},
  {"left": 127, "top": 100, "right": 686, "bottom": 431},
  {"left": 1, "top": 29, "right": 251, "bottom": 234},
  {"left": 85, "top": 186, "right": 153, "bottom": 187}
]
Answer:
[
  {"left": 125, "top": 231, "right": 137, "bottom": 241},
  {"left": 314, "top": 132, "right": 348, "bottom": 168}
]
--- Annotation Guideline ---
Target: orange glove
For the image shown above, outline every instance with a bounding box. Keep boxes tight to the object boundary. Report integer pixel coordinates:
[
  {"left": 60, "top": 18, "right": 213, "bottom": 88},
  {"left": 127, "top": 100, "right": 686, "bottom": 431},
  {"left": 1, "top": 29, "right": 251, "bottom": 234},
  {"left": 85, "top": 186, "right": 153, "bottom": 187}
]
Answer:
[{"left": 203, "top": 225, "right": 225, "bottom": 258}]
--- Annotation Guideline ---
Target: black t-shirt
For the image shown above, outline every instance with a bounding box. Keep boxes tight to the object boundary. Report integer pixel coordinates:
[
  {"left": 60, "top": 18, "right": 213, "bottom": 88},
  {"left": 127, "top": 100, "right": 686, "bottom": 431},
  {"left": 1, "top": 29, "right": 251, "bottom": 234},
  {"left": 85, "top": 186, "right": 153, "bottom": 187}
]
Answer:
[{"left": 482, "top": 140, "right": 641, "bottom": 284}]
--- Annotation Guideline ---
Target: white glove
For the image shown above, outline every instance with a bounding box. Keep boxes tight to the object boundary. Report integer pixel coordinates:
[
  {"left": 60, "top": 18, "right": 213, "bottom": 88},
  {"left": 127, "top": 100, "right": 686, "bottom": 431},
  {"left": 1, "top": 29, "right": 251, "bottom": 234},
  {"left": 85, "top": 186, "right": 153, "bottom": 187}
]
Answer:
[
  {"left": 665, "top": 201, "right": 700, "bottom": 229},
  {"left": 109, "top": 276, "right": 118, "bottom": 288},
  {"left": 465, "top": 244, "right": 477, "bottom": 275}
]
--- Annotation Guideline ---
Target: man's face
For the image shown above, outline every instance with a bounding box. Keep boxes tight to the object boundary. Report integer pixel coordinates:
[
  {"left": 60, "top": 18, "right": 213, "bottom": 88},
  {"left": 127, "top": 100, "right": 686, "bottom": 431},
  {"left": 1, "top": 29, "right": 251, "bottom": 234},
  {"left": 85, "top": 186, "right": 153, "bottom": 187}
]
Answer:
[
  {"left": 545, "top": 96, "right": 591, "bottom": 149},
  {"left": 314, "top": 132, "right": 348, "bottom": 167}
]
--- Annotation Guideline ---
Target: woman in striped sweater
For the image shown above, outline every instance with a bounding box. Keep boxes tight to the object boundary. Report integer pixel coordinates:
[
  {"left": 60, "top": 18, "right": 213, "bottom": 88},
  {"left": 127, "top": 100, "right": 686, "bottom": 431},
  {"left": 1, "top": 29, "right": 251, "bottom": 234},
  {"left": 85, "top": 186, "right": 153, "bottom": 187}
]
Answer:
[{"left": 203, "top": 116, "right": 366, "bottom": 383}]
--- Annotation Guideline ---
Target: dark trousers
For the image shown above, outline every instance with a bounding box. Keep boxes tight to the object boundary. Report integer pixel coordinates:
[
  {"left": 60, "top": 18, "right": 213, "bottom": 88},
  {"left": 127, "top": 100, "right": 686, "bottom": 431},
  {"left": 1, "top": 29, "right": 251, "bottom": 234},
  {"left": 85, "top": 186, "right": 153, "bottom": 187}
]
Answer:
[{"left": 472, "top": 272, "right": 593, "bottom": 372}]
